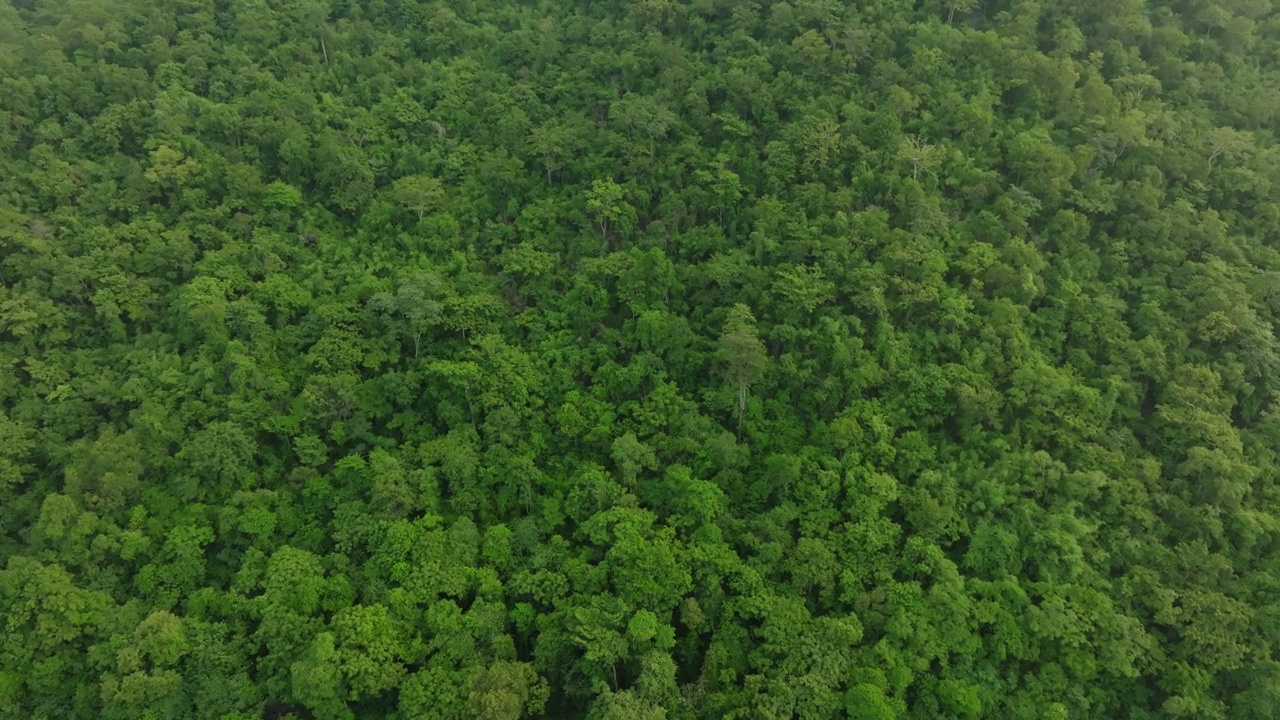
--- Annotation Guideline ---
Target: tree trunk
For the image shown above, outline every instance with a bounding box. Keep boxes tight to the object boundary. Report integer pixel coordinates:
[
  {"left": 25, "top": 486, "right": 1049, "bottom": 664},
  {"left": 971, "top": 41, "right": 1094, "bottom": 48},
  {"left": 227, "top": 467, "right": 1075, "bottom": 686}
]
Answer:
[{"left": 737, "top": 377, "right": 747, "bottom": 438}]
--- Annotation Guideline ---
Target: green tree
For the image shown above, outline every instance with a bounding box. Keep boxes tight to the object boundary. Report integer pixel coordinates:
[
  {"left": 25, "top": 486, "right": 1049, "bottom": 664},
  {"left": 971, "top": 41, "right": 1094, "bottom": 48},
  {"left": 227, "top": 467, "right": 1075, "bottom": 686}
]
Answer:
[
  {"left": 718, "top": 304, "right": 769, "bottom": 436},
  {"left": 370, "top": 271, "right": 447, "bottom": 358},
  {"left": 466, "top": 661, "right": 549, "bottom": 720},
  {"left": 291, "top": 633, "right": 352, "bottom": 720},
  {"left": 391, "top": 174, "right": 445, "bottom": 222},
  {"left": 586, "top": 179, "right": 636, "bottom": 241},
  {"left": 331, "top": 604, "right": 406, "bottom": 699}
]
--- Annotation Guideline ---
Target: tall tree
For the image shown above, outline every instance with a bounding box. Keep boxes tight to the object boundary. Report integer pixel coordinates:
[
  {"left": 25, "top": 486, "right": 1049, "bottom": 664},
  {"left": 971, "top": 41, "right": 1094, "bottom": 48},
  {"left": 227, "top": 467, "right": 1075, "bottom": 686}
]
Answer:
[{"left": 717, "top": 304, "right": 769, "bottom": 437}]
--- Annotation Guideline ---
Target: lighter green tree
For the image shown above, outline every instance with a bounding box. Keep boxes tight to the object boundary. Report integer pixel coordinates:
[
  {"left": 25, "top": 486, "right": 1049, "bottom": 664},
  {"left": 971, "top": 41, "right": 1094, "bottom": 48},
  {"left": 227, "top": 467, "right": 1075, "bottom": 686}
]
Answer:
[
  {"left": 391, "top": 174, "right": 445, "bottom": 222},
  {"left": 586, "top": 179, "right": 635, "bottom": 240},
  {"left": 718, "top": 304, "right": 769, "bottom": 437}
]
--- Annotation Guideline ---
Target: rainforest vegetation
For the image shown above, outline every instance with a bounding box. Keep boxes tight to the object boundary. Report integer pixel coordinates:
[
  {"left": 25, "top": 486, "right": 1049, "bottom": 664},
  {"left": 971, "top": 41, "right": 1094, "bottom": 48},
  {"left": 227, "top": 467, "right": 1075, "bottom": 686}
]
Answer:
[{"left": 3, "top": 0, "right": 1280, "bottom": 718}]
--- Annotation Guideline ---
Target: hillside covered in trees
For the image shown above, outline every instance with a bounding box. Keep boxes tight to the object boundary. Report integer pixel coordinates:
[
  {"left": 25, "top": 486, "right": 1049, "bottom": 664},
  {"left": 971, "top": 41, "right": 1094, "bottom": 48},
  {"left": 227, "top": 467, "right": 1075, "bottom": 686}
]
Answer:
[{"left": 3, "top": 0, "right": 1280, "bottom": 717}]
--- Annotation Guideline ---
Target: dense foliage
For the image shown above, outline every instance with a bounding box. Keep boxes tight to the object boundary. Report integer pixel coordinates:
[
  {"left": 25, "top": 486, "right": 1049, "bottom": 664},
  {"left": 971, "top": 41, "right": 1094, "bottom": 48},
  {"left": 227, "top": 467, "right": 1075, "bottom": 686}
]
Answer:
[{"left": 3, "top": 0, "right": 1280, "bottom": 717}]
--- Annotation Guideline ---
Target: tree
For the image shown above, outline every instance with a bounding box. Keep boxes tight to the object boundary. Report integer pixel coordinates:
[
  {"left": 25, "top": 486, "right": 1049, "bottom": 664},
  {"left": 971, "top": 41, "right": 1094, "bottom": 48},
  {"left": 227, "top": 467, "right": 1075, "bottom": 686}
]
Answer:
[
  {"left": 899, "top": 135, "right": 940, "bottom": 180},
  {"left": 100, "top": 611, "right": 192, "bottom": 720},
  {"left": 465, "top": 661, "right": 549, "bottom": 720},
  {"left": 943, "top": 0, "right": 978, "bottom": 24},
  {"left": 0, "top": 557, "right": 114, "bottom": 716},
  {"left": 694, "top": 154, "right": 744, "bottom": 225},
  {"left": 529, "top": 120, "right": 580, "bottom": 185},
  {"left": 610, "top": 433, "right": 657, "bottom": 488},
  {"left": 370, "top": 271, "right": 447, "bottom": 358},
  {"left": 611, "top": 94, "right": 677, "bottom": 159},
  {"left": 144, "top": 144, "right": 199, "bottom": 190},
  {"left": 587, "top": 689, "right": 667, "bottom": 720},
  {"left": 331, "top": 604, "right": 406, "bottom": 699},
  {"left": 1204, "top": 126, "right": 1252, "bottom": 171},
  {"left": 718, "top": 304, "right": 769, "bottom": 437},
  {"left": 772, "top": 264, "right": 836, "bottom": 315},
  {"left": 847, "top": 683, "right": 896, "bottom": 720},
  {"left": 261, "top": 180, "right": 303, "bottom": 211},
  {"left": 291, "top": 633, "right": 352, "bottom": 720},
  {"left": 391, "top": 174, "right": 445, "bottom": 222},
  {"left": 586, "top": 179, "right": 636, "bottom": 242}
]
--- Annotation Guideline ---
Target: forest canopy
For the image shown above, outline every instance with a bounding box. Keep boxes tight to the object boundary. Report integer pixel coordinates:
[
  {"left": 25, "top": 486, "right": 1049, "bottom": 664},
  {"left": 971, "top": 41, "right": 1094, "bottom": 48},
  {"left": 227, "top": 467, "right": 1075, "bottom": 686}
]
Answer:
[{"left": 3, "top": 0, "right": 1280, "bottom": 718}]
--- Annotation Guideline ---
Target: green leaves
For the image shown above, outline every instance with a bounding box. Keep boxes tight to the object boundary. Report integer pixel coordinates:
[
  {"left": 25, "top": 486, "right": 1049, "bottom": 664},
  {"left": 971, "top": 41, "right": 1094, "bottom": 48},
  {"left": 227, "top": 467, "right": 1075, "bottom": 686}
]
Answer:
[
  {"left": 771, "top": 265, "right": 835, "bottom": 315},
  {"left": 369, "top": 270, "right": 447, "bottom": 359},
  {"left": 610, "top": 433, "right": 657, "bottom": 487},
  {"left": 331, "top": 604, "right": 405, "bottom": 699},
  {"left": 585, "top": 179, "right": 636, "bottom": 241},
  {"left": 610, "top": 93, "right": 677, "bottom": 156},
  {"left": 290, "top": 633, "right": 351, "bottom": 720},
  {"left": 466, "top": 661, "right": 549, "bottom": 720},
  {"left": 846, "top": 683, "right": 897, "bottom": 720},
  {"left": 718, "top": 304, "right": 769, "bottom": 435},
  {"left": 144, "top": 145, "right": 199, "bottom": 189},
  {"left": 390, "top": 174, "right": 445, "bottom": 222},
  {"left": 261, "top": 181, "right": 303, "bottom": 211},
  {"left": 2, "top": 0, "right": 1280, "bottom": 718},
  {"left": 264, "top": 546, "right": 326, "bottom": 616}
]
